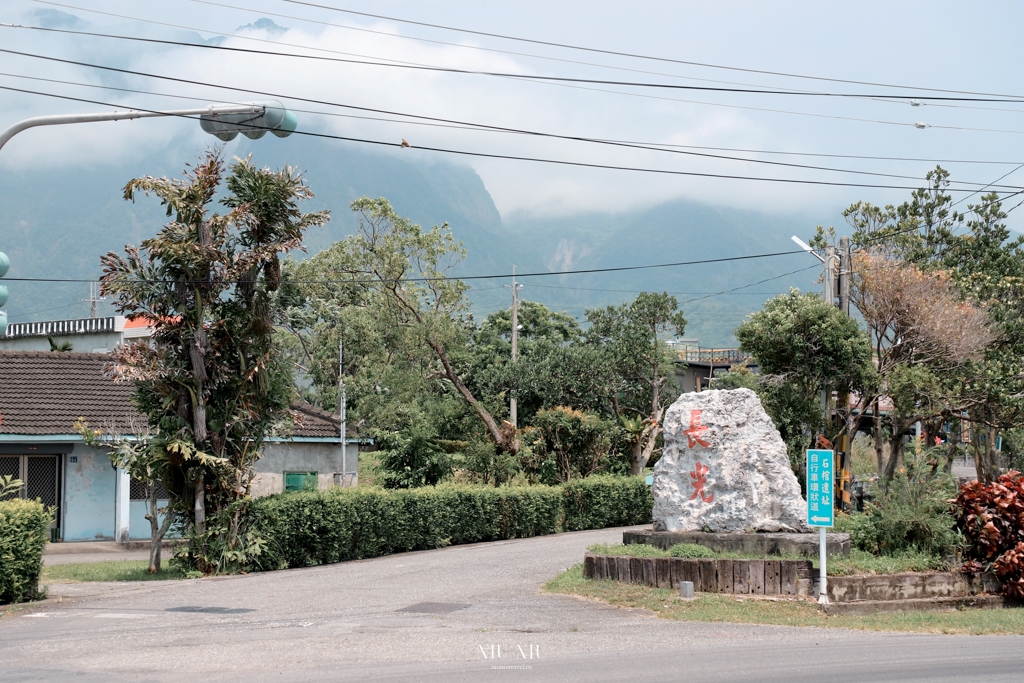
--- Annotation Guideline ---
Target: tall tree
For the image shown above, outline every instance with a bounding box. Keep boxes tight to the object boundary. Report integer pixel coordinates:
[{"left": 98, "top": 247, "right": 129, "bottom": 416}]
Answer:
[
  {"left": 296, "top": 197, "right": 519, "bottom": 454},
  {"left": 100, "top": 150, "right": 328, "bottom": 572},
  {"left": 733, "top": 290, "right": 874, "bottom": 476},
  {"left": 585, "top": 292, "right": 687, "bottom": 474}
]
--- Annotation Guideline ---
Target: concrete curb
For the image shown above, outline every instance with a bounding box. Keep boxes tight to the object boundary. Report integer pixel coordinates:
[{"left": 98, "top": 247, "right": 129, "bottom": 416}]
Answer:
[{"left": 821, "top": 594, "right": 1013, "bottom": 615}]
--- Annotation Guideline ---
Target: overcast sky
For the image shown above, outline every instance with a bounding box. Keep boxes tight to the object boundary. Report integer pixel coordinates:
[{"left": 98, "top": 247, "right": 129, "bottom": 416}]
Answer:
[{"left": 3, "top": 0, "right": 1024, "bottom": 226}]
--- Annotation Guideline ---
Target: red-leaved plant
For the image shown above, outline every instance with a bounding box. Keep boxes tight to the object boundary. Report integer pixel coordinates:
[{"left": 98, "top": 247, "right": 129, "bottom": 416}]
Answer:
[{"left": 953, "top": 471, "right": 1024, "bottom": 598}]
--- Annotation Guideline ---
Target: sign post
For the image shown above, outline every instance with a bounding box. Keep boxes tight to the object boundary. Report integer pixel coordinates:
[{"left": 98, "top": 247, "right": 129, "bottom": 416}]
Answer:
[{"left": 806, "top": 448, "right": 834, "bottom": 605}]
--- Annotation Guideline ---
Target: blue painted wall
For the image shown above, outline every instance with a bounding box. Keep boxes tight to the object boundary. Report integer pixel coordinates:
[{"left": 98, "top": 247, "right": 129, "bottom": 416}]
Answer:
[
  {"left": 129, "top": 500, "right": 171, "bottom": 540},
  {"left": 63, "top": 444, "right": 115, "bottom": 541}
]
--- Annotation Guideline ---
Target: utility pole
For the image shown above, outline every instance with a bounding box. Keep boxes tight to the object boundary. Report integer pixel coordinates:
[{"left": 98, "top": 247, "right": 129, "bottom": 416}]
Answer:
[
  {"left": 339, "top": 334, "right": 348, "bottom": 487},
  {"left": 837, "top": 236, "right": 853, "bottom": 511},
  {"left": 838, "top": 236, "right": 851, "bottom": 315},
  {"left": 84, "top": 281, "right": 105, "bottom": 318},
  {"left": 824, "top": 244, "right": 836, "bottom": 306},
  {"left": 506, "top": 267, "right": 523, "bottom": 428}
]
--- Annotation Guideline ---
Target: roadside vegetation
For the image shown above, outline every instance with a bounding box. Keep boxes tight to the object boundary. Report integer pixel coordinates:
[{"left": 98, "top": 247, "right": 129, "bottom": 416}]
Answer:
[
  {"left": 43, "top": 560, "right": 187, "bottom": 583},
  {"left": 546, "top": 565, "right": 1024, "bottom": 635}
]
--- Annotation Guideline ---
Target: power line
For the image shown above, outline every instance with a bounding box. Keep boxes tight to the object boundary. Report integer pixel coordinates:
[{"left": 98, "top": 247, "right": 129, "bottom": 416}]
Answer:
[
  {"left": 678, "top": 265, "right": 819, "bottom": 305},
  {"left": 1, "top": 74, "right": 1012, "bottom": 192},
  {"left": 7, "top": 70, "right": 1020, "bottom": 173},
  {"left": 7, "top": 22, "right": 1023, "bottom": 103},
  {"left": 280, "top": 0, "right": 1024, "bottom": 100},
  {"left": 3, "top": 249, "right": 808, "bottom": 285},
  {"left": 9, "top": 21, "right": 1011, "bottom": 134},
  {"left": 4, "top": 72, "right": 1017, "bottom": 188},
  {"left": 39, "top": 0, "right": 892, "bottom": 97}
]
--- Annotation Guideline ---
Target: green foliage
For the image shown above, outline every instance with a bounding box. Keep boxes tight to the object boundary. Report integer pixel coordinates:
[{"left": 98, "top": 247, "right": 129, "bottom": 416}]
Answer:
[
  {"left": 587, "top": 542, "right": 667, "bottom": 557},
  {"left": 376, "top": 421, "right": 454, "bottom": 489},
  {"left": 453, "top": 440, "right": 521, "bottom": 487},
  {"left": 46, "top": 335, "right": 72, "bottom": 352},
  {"left": 520, "top": 407, "right": 616, "bottom": 484},
  {"left": 247, "top": 484, "right": 562, "bottom": 570},
  {"left": 839, "top": 466, "right": 961, "bottom": 558},
  {"left": 242, "top": 476, "right": 649, "bottom": 570},
  {"left": 101, "top": 150, "right": 327, "bottom": 572},
  {"left": 561, "top": 474, "right": 653, "bottom": 532},
  {"left": 174, "top": 502, "right": 267, "bottom": 575},
  {"left": 736, "top": 289, "right": 873, "bottom": 392},
  {"left": 0, "top": 497, "right": 52, "bottom": 604},
  {"left": 667, "top": 542, "right": 717, "bottom": 558},
  {"left": 585, "top": 291, "right": 686, "bottom": 417}
]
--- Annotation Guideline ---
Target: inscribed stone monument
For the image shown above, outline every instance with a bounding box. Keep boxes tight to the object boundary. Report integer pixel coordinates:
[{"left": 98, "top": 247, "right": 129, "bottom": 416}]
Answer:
[{"left": 652, "top": 388, "right": 810, "bottom": 533}]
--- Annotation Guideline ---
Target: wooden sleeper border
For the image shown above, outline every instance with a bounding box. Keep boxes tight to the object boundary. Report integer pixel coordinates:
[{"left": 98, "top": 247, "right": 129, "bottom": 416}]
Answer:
[{"left": 583, "top": 553, "right": 814, "bottom": 596}]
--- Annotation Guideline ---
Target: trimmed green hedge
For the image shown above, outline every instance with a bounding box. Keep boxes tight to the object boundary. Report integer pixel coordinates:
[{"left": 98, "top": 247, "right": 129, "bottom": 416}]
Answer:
[
  {"left": 247, "top": 475, "right": 652, "bottom": 571},
  {"left": 0, "top": 498, "right": 51, "bottom": 604},
  {"left": 561, "top": 475, "right": 654, "bottom": 531}
]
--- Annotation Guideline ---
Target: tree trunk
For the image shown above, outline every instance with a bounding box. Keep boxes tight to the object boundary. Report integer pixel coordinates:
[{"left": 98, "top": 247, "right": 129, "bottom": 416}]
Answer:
[
  {"left": 630, "top": 441, "right": 644, "bottom": 476},
  {"left": 976, "top": 423, "right": 1000, "bottom": 484},
  {"left": 942, "top": 430, "right": 961, "bottom": 474},
  {"left": 883, "top": 422, "right": 906, "bottom": 483},
  {"left": 427, "top": 337, "right": 518, "bottom": 454},
  {"left": 194, "top": 475, "right": 206, "bottom": 535},
  {"left": 873, "top": 396, "right": 885, "bottom": 475},
  {"left": 146, "top": 481, "right": 176, "bottom": 573}
]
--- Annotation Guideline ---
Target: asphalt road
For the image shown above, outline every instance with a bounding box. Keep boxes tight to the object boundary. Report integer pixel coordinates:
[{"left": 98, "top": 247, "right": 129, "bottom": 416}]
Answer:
[{"left": 4, "top": 526, "right": 1023, "bottom": 682}]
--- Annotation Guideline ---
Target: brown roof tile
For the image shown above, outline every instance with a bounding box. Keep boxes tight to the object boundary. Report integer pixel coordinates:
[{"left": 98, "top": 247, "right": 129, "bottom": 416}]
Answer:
[{"left": 0, "top": 351, "right": 341, "bottom": 440}]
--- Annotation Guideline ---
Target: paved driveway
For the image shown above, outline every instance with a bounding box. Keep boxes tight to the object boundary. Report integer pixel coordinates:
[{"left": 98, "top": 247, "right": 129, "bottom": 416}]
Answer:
[{"left": 4, "top": 526, "right": 1023, "bottom": 682}]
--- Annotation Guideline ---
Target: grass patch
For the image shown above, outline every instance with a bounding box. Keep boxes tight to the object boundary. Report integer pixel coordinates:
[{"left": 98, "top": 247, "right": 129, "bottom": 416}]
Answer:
[
  {"left": 586, "top": 544, "right": 952, "bottom": 576},
  {"left": 829, "top": 549, "right": 951, "bottom": 576},
  {"left": 43, "top": 560, "right": 185, "bottom": 583},
  {"left": 546, "top": 564, "right": 1024, "bottom": 635},
  {"left": 358, "top": 450, "right": 382, "bottom": 487}
]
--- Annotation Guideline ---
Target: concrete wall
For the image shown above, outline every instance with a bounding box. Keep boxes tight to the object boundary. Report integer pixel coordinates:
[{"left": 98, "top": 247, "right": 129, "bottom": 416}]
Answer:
[
  {"left": 0, "top": 331, "right": 124, "bottom": 353},
  {"left": 251, "top": 441, "right": 358, "bottom": 497},
  {"left": 63, "top": 444, "right": 116, "bottom": 541}
]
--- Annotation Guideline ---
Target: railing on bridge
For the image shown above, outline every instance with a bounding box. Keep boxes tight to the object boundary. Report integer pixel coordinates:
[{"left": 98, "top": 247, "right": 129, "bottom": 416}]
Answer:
[{"left": 679, "top": 348, "right": 751, "bottom": 365}]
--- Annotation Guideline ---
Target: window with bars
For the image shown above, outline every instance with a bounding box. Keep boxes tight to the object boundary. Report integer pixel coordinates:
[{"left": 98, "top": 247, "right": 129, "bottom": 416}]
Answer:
[
  {"left": 129, "top": 477, "right": 169, "bottom": 500},
  {"left": 0, "top": 456, "right": 19, "bottom": 500}
]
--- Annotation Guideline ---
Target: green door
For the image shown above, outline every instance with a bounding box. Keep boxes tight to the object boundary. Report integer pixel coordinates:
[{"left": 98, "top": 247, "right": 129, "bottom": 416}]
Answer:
[{"left": 284, "top": 471, "right": 318, "bottom": 492}]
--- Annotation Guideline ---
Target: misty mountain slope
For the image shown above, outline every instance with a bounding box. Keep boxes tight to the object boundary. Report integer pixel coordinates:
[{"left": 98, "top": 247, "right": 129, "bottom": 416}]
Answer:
[
  {"left": 504, "top": 199, "right": 822, "bottom": 343},
  {"left": 1, "top": 130, "right": 825, "bottom": 345},
  {"left": 0, "top": 135, "right": 542, "bottom": 321}
]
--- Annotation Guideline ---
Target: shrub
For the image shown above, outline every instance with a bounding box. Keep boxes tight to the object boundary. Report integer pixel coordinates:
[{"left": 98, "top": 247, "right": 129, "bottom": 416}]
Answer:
[
  {"left": 561, "top": 474, "right": 653, "bottom": 532},
  {"left": 954, "top": 471, "right": 1024, "bottom": 597},
  {"left": 0, "top": 497, "right": 52, "bottom": 603},
  {"left": 376, "top": 422, "right": 453, "bottom": 489},
  {"left": 667, "top": 542, "right": 716, "bottom": 558},
  {"left": 523, "top": 407, "right": 614, "bottom": 484},
  {"left": 248, "top": 484, "right": 562, "bottom": 570},
  {"left": 844, "top": 469, "right": 961, "bottom": 558},
  {"left": 587, "top": 543, "right": 666, "bottom": 557},
  {"left": 245, "top": 475, "right": 651, "bottom": 571}
]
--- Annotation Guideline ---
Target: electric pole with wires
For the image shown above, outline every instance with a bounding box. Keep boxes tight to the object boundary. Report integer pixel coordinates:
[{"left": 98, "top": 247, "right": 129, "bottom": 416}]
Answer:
[{"left": 506, "top": 267, "right": 523, "bottom": 428}]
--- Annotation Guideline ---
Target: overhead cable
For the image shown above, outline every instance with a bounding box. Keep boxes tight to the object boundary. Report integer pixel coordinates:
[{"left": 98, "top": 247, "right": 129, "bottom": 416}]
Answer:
[
  {"left": 5, "top": 23, "right": 1023, "bottom": 103},
  {"left": 3, "top": 71, "right": 1019, "bottom": 188},
  {"left": 2, "top": 82, "right": 1005, "bottom": 192},
  {"left": 280, "top": 0, "right": 1024, "bottom": 100}
]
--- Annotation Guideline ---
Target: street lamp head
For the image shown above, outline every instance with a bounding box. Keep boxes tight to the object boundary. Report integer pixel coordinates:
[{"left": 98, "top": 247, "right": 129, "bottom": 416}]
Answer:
[
  {"left": 200, "top": 101, "right": 297, "bottom": 141},
  {"left": 791, "top": 235, "right": 825, "bottom": 263}
]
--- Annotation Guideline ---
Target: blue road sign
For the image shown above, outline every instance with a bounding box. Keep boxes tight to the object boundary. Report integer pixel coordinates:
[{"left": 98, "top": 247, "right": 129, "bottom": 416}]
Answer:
[{"left": 806, "top": 449, "right": 834, "bottom": 527}]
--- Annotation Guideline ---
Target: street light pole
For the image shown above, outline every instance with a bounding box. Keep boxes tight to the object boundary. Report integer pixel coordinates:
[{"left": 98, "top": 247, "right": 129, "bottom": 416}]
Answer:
[{"left": 0, "top": 104, "right": 266, "bottom": 152}]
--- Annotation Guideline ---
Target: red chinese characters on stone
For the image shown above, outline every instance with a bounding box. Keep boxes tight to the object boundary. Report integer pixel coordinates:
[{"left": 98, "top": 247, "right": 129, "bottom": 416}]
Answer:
[
  {"left": 689, "top": 461, "right": 714, "bottom": 503},
  {"left": 683, "top": 409, "right": 710, "bottom": 448}
]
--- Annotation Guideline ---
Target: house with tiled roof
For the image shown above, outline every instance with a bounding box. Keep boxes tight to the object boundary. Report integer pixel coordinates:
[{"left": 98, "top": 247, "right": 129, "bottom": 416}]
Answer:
[{"left": 0, "top": 350, "right": 359, "bottom": 543}]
